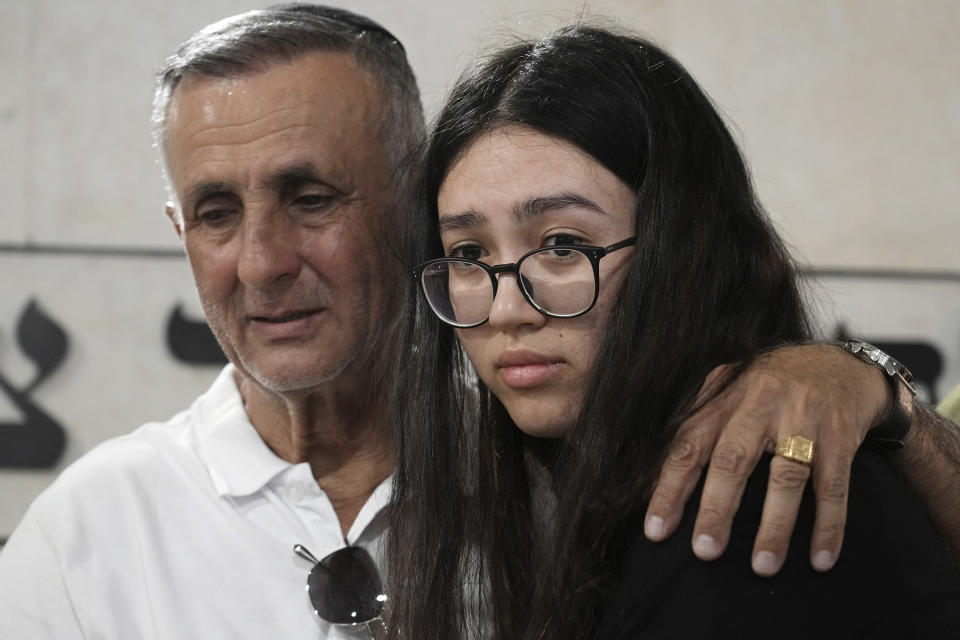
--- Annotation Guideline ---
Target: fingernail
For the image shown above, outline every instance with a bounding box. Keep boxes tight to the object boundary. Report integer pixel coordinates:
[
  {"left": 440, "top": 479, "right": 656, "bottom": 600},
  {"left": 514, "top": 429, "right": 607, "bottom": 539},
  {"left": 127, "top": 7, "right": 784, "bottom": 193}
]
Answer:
[
  {"left": 645, "top": 515, "right": 665, "bottom": 540},
  {"left": 693, "top": 534, "right": 719, "bottom": 560},
  {"left": 812, "top": 550, "right": 834, "bottom": 571},
  {"left": 752, "top": 550, "right": 779, "bottom": 576}
]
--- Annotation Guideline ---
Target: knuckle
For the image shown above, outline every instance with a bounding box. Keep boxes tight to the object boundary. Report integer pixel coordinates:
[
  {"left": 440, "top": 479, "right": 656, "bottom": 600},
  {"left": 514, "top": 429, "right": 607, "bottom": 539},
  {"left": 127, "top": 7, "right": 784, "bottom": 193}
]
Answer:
[
  {"left": 758, "top": 516, "right": 794, "bottom": 540},
  {"left": 769, "top": 464, "right": 810, "bottom": 492},
  {"left": 647, "top": 495, "right": 671, "bottom": 512},
  {"left": 745, "top": 360, "right": 786, "bottom": 389},
  {"left": 663, "top": 438, "right": 703, "bottom": 472},
  {"left": 708, "top": 442, "right": 753, "bottom": 478},
  {"left": 695, "top": 503, "right": 731, "bottom": 527},
  {"left": 817, "top": 475, "right": 850, "bottom": 503},
  {"left": 815, "top": 520, "right": 846, "bottom": 544},
  {"left": 649, "top": 482, "right": 678, "bottom": 505}
]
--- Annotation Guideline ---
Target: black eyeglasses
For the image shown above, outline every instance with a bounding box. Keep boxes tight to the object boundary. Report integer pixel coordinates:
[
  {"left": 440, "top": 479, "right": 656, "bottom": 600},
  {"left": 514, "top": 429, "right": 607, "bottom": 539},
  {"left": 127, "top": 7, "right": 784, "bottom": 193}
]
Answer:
[
  {"left": 413, "top": 237, "right": 636, "bottom": 328},
  {"left": 293, "top": 544, "right": 387, "bottom": 638}
]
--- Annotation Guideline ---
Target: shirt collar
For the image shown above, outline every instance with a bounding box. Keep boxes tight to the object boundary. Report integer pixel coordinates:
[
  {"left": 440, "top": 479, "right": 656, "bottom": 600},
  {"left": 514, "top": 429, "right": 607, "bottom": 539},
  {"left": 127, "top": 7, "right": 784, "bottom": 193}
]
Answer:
[{"left": 193, "top": 365, "right": 294, "bottom": 497}]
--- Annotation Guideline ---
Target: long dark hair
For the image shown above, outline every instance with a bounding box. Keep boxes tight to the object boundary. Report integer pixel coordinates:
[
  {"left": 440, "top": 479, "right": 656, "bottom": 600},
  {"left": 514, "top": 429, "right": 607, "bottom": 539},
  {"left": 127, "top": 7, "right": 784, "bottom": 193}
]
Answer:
[{"left": 388, "top": 25, "right": 811, "bottom": 640}]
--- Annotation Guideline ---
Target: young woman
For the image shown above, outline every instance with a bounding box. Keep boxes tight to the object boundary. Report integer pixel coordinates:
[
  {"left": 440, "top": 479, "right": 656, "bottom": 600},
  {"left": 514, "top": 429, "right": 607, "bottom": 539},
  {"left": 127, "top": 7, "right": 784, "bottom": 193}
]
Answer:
[{"left": 388, "top": 26, "right": 960, "bottom": 639}]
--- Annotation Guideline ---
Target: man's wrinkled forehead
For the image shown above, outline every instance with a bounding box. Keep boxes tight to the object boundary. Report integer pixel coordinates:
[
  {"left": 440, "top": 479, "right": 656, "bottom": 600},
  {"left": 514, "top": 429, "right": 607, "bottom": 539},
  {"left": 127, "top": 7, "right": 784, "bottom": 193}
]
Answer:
[
  {"left": 166, "top": 51, "right": 377, "bottom": 131},
  {"left": 166, "top": 53, "right": 386, "bottom": 173},
  {"left": 164, "top": 73, "right": 245, "bottom": 133}
]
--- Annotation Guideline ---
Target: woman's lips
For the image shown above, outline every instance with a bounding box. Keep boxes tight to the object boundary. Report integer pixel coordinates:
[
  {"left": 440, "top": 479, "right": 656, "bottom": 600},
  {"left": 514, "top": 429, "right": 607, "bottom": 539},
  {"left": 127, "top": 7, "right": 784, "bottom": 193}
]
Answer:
[{"left": 496, "top": 350, "right": 563, "bottom": 388}]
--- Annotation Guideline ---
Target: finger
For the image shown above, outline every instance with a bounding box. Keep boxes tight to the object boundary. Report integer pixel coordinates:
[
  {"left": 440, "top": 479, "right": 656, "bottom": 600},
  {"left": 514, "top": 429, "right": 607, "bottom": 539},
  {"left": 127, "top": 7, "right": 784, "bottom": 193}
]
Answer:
[
  {"left": 807, "top": 447, "right": 852, "bottom": 572},
  {"left": 645, "top": 366, "right": 736, "bottom": 542},
  {"left": 693, "top": 362, "right": 735, "bottom": 406},
  {"left": 645, "top": 434, "right": 707, "bottom": 541},
  {"left": 751, "top": 455, "right": 811, "bottom": 576},
  {"left": 691, "top": 435, "right": 765, "bottom": 561}
]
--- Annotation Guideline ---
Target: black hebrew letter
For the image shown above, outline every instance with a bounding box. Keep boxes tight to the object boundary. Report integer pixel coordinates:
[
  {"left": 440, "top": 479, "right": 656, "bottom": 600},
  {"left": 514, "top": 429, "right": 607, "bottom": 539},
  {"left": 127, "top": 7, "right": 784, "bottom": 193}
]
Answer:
[
  {"left": 0, "top": 300, "right": 68, "bottom": 468},
  {"left": 166, "top": 304, "right": 227, "bottom": 365}
]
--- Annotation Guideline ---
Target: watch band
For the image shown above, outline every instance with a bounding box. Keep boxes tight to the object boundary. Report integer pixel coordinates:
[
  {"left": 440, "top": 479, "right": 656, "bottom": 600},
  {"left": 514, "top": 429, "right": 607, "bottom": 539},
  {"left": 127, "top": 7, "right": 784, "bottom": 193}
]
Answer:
[{"left": 841, "top": 339, "right": 917, "bottom": 449}]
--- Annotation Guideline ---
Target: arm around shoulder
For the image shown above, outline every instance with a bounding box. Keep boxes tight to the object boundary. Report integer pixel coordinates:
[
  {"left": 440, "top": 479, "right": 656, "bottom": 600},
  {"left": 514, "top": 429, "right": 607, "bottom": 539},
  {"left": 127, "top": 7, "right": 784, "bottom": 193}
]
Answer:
[
  {"left": 837, "top": 340, "right": 960, "bottom": 570},
  {"left": 891, "top": 400, "right": 960, "bottom": 569}
]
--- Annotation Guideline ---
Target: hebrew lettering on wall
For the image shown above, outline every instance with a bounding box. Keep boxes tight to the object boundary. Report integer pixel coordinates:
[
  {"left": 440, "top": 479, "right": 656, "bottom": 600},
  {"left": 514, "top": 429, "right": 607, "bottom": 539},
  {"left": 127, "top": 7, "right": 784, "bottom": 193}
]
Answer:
[
  {"left": 0, "top": 300, "right": 68, "bottom": 469},
  {"left": 166, "top": 304, "right": 227, "bottom": 365},
  {"left": 0, "top": 299, "right": 224, "bottom": 472}
]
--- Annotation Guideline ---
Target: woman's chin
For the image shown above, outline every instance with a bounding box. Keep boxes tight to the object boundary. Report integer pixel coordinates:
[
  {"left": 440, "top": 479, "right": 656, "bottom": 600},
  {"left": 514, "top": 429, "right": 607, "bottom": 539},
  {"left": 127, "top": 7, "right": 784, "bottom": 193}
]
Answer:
[{"left": 510, "top": 413, "right": 573, "bottom": 439}]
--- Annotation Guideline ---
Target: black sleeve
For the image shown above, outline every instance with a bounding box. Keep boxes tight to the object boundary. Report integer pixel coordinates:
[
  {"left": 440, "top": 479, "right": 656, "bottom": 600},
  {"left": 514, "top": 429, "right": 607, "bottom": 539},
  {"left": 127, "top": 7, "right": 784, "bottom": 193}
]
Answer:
[{"left": 595, "top": 449, "right": 960, "bottom": 640}]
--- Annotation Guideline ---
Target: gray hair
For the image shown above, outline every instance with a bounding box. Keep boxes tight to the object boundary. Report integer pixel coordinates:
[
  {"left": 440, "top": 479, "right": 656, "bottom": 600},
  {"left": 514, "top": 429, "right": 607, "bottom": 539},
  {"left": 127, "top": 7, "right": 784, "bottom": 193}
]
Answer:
[{"left": 152, "top": 3, "right": 424, "bottom": 204}]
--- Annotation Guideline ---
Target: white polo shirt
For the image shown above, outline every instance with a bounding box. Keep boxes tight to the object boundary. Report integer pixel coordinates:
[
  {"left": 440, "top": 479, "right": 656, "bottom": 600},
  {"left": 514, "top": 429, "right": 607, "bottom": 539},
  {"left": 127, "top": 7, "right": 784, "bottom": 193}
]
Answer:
[{"left": 0, "top": 365, "right": 391, "bottom": 639}]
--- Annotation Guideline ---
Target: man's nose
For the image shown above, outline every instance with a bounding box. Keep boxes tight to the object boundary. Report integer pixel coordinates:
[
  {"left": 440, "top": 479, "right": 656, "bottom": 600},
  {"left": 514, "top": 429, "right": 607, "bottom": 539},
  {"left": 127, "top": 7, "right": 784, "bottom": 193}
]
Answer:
[
  {"left": 487, "top": 272, "right": 546, "bottom": 330},
  {"left": 236, "top": 211, "right": 302, "bottom": 287}
]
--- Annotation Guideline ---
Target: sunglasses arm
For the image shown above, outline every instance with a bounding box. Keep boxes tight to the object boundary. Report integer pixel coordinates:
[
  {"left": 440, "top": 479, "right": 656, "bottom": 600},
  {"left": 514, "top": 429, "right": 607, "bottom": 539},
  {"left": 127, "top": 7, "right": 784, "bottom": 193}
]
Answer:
[{"left": 293, "top": 544, "right": 320, "bottom": 566}]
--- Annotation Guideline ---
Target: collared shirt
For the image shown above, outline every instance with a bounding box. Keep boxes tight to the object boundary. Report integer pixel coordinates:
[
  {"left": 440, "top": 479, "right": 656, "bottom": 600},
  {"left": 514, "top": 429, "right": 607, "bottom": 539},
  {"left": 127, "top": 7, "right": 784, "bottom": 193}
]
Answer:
[{"left": 0, "top": 365, "right": 391, "bottom": 639}]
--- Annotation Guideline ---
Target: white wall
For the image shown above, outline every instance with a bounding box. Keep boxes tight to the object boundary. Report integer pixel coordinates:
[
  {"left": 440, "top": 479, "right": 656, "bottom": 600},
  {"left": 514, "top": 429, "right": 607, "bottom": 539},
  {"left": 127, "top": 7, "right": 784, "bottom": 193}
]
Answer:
[{"left": 1, "top": 0, "right": 957, "bottom": 539}]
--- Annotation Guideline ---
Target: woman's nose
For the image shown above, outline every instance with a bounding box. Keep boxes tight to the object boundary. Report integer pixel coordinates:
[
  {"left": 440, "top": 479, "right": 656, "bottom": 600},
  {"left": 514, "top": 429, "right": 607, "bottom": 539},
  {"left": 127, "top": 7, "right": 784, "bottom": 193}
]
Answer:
[{"left": 487, "top": 272, "right": 546, "bottom": 330}]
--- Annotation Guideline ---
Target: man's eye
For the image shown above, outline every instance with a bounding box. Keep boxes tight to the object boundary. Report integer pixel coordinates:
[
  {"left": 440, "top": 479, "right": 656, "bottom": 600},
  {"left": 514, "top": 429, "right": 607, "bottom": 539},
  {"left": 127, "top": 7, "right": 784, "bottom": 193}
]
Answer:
[
  {"left": 197, "top": 208, "right": 237, "bottom": 226},
  {"left": 293, "top": 194, "right": 335, "bottom": 210},
  {"left": 449, "top": 245, "right": 484, "bottom": 261}
]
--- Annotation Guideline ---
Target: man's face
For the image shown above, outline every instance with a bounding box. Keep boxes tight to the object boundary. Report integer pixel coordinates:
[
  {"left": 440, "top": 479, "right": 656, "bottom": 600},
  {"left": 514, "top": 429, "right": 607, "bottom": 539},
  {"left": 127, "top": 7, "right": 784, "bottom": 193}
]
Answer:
[{"left": 164, "top": 52, "right": 393, "bottom": 394}]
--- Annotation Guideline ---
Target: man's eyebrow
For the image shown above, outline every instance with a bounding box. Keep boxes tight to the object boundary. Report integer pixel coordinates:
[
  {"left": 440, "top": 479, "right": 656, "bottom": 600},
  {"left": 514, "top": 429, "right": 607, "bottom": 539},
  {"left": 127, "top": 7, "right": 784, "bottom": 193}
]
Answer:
[
  {"left": 438, "top": 210, "right": 487, "bottom": 234},
  {"left": 265, "top": 164, "right": 341, "bottom": 199},
  {"left": 185, "top": 182, "right": 235, "bottom": 211},
  {"left": 512, "top": 194, "right": 605, "bottom": 223},
  {"left": 185, "top": 165, "right": 342, "bottom": 211}
]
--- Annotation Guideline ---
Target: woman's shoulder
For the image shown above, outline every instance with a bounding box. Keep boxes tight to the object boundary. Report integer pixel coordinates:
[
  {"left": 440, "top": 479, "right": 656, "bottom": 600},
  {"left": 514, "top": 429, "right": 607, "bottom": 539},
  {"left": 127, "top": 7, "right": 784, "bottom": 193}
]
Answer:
[{"left": 596, "top": 449, "right": 960, "bottom": 639}]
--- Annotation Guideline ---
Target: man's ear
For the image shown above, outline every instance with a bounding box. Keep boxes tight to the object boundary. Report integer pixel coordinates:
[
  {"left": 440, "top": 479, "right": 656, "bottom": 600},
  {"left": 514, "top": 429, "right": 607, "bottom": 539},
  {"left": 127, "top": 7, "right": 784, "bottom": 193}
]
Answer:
[{"left": 165, "top": 202, "right": 183, "bottom": 239}]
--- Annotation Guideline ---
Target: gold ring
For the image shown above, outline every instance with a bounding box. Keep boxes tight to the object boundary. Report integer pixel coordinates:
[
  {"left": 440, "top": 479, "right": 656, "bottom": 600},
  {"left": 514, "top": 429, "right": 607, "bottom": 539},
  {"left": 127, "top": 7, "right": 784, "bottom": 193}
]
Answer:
[{"left": 775, "top": 435, "right": 815, "bottom": 466}]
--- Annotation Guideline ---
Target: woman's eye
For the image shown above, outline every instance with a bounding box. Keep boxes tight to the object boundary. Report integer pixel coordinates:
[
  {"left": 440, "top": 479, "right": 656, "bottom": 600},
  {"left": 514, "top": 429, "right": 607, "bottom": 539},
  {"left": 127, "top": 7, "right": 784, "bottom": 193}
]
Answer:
[
  {"left": 449, "top": 244, "right": 484, "bottom": 261},
  {"left": 539, "top": 234, "right": 587, "bottom": 258},
  {"left": 544, "top": 233, "right": 584, "bottom": 247}
]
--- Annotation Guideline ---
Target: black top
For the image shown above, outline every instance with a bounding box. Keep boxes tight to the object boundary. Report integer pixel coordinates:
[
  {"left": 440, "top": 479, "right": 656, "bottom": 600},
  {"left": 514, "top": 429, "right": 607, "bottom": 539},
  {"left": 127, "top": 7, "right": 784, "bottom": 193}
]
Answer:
[{"left": 596, "top": 449, "right": 960, "bottom": 639}]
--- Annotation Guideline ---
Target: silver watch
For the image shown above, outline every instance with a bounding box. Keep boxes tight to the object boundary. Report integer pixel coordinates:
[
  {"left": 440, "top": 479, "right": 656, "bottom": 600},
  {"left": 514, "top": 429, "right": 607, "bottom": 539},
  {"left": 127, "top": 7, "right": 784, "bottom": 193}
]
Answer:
[{"left": 841, "top": 339, "right": 917, "bottom": 449}]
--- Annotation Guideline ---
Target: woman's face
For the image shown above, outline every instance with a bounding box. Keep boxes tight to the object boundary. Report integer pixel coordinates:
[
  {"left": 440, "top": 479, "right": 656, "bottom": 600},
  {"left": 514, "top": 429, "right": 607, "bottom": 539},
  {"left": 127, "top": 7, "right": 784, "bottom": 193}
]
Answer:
[{"left": 437, "top": 126, "right": 638, "bottom": 437}]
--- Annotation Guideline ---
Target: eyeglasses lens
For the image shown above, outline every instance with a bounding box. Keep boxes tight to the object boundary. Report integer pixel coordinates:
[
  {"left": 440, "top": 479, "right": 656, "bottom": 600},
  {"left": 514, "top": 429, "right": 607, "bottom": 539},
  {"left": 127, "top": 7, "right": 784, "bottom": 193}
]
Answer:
[
  {"left": 520, "top": 249, "right": 595, "bottom": 316},
  {"left": 306, "top": 546, "right": 385, "bottom": 624},
  {"left": 422, "top": 262, "right": 494, "bottom": 326},
  {"left": 421, "top": 249, "right": 595, "bottom": 326}
]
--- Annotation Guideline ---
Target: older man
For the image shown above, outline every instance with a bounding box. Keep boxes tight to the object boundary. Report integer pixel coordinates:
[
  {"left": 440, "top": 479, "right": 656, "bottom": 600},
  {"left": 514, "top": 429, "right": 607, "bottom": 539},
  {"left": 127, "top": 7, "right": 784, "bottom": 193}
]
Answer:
[
  {"left": 0, "top": 4, "right": 957, "bottom": 638},
  {"left": 0, "top": 7, "right": 418, "bottom": 638}
]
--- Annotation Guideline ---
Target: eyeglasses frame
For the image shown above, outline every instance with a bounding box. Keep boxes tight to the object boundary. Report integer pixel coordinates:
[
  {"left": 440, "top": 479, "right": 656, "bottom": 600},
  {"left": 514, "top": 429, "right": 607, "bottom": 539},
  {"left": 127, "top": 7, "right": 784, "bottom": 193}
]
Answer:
[{"left": 413, "top": 236, "right": 636, "bottom": 328}]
